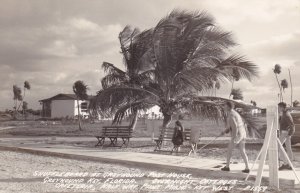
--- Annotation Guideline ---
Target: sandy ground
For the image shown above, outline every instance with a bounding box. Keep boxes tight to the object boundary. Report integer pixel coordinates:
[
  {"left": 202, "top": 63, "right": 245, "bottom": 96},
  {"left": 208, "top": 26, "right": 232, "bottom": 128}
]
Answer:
[
  {"left": 0, "top": 150, "right": 151, "bottom": 193},
  {"left": 0, "top": 150, "right": 298, "bottom": 193}
]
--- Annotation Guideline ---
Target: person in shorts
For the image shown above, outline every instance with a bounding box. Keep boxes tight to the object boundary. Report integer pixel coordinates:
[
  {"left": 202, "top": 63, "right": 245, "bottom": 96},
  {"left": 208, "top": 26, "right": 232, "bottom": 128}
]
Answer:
[{"left": 220, "top": 101, "right": 250, "bottom": 173}]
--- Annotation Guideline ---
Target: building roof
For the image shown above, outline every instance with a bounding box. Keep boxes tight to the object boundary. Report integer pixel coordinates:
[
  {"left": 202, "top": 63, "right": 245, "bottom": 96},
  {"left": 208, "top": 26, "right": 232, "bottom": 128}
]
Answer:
[{"left": 39, "top": 93, "right": 93, "bottom": 102}]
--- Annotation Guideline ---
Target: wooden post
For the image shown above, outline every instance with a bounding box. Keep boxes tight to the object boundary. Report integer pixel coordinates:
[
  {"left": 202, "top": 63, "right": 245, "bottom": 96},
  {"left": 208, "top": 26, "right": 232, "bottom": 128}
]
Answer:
[
  {"left": 254, "top": 106, "right": 279, "bottom": 192},
  {"left": 267, "top": 106, "right": 279, "bottom": 188}
]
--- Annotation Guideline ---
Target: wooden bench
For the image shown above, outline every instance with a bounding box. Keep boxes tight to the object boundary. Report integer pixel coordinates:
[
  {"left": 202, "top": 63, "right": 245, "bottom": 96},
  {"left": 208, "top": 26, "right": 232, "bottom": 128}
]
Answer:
[
  {"left": 95, "top": 125, "right": 132, "bottom": 147},
  {"left": 154, "top": 127, "right": 201, "bottom": 151}
]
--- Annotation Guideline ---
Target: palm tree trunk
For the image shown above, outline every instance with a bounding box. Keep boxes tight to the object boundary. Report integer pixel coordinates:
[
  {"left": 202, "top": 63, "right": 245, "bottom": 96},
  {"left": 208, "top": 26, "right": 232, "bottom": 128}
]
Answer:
[
  {"left": 129, "top": 111, "right": 138, "bottom": 131},
  {"left": 162, "top": 113, "right": 172, "bottom": 128},
  {"left": 162, "top": 112, "right": 172, "bottom": 146},
  {"left": 274, "top": 74, "right": 282, "bottom": 102},
  {"left": 23, "top": 88, "right": 26, "bottom": 119},
  {"left": 13, "top": 99, "right": 17, "bottom": 120},
  {"left": 77, "top": 99, "right": 82, "bottom": 131},
  {"left": 289, "top": 69, "right": 293, "bottom": 106}
]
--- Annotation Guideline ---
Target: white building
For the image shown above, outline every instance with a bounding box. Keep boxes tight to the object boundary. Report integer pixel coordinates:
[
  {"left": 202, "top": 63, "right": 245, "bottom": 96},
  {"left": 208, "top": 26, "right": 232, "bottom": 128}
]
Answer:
[{"left": 39, "top": 94, "right": 91, "bottom": 119}]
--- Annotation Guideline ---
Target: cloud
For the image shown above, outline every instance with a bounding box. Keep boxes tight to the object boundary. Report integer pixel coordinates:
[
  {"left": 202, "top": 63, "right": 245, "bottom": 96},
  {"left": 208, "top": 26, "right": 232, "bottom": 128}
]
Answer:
[
  {"left": 0, "top": 0, "right": 300, "bottom": 110},
  {"left": 246, "top": 32, "right": 300, "bottom": 61}
]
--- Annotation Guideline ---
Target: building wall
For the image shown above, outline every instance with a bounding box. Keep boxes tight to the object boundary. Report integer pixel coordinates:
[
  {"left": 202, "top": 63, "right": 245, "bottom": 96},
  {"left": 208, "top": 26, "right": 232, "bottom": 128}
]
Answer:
[
  {"left": 74, "top": 100, "right": 89, "bottom": 118},
  {"left": 51, "top": 100, "right": 76, "bottom": 118}
]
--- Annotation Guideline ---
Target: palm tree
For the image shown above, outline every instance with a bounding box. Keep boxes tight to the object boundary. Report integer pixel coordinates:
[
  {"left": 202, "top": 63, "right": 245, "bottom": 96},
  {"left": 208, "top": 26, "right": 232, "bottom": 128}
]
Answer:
[
  {"left": 214, "top": 80, "right": 220, "bottom": 96},
  {"left": 73, "top": 80, "right": 88, "bottom": 130},
  {"left": 280, "top": 79, "right": 288, "bottom": 102},
  {"left": 22, "top": 81, "right": 31, "bottom": 118},
  {"left": 92, "top": 10, "right": 259, "bottom": 131},
  {"left": 95, "top": 25, "right": 154, "bottom": 130},
  {"left": 15, "top": 81, "right": 31, "bottom": 118},
  {"left": 293, "top": 100, "right": 299, "bottom": 107},
  {"left": 288, "top": 69, "right": 293, "bottom": 107},
  {"left": 250, "top": 100, "right": 257, "bottom": 107},
  {"left": 22, "top": 101, "right": 28, "bottom": 120},
  {"left": 273, "top": 64, "right": 282, "bottom": 102},
  {"left": 229, "top": 69, "right": 240, "bottom": 98},
  {"left": 13, "top": 85, "right": 22, "bottom": 119},
  {"left": 230, "top": 88, "right": 244, "bottom": 100}
]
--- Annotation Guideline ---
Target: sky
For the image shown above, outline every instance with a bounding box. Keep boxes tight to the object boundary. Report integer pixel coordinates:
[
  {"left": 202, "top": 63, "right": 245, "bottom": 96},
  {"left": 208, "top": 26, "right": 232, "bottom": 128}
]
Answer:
[{"left": 0, "top": 0, "right": 300, "bottom": 110}]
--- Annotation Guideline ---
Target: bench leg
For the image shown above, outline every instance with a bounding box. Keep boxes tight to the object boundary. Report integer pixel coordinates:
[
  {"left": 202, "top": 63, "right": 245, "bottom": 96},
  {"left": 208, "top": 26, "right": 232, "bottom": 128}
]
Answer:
[
  {"left": 109, "top": 137, "right": 118, "bottom": 146},
  {"left": 188, "top": 143, "right": 197, "bottom": 156},
  {"left": 95, "top": 137, "right": 105, "bottom": 147},
  {"left": 154, "top": 140, "right": 162, "bottom": 151},
  {"left": 121, "top": 138, "right": 130, "bottom": 148}
]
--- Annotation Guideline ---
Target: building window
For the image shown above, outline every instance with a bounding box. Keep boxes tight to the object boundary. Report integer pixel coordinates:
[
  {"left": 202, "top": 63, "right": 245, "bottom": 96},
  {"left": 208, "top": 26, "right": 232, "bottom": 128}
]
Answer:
[{"left": 81, "top": 102, "right": 88, "bottom": 113}]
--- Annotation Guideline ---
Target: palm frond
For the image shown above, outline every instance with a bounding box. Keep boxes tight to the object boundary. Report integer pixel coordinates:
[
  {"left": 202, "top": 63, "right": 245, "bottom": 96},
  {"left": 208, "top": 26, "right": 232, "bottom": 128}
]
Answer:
[
  {"left": 92, "top": 85, "right": 159, "bottom": 117},
  {"left": 179, "top": 97, "right": 225, "bottom": 123},
  {"left": 172, "top": 67, "right": 228, "bottom": 94},
  {"left": 101, "top": 62, "right": 128, "bottom": 88},
  {"left": 217, "top": 54, "right": 259, "bottom": 81},
  {"left": 13, "top": 85, "right": 22, "bottom": 101},
  {"left": 230, "top": 88, "right": 243, "bottom": 100},
  {"left": 24, "top": 81, "right": 31, "bottom": 90},
  {"left": 112, "top": 100, "right": 155, "bottom": 124}
]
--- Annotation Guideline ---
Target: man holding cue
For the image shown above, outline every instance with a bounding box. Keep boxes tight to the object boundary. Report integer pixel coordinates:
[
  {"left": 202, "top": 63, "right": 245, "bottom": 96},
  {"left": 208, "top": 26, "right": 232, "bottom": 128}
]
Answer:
[{"left": 220, "top": 101, "right": 250, "bottom": 173}]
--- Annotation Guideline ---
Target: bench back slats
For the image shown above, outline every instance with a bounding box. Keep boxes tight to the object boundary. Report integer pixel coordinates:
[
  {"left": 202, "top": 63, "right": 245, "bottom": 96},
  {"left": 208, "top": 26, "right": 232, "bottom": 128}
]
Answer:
[
  {"left": 102, "top": 126, "right": 132, "bottom": 138},
  {"left": 157, "top": 127, "right": 201, "bottom": 142}
]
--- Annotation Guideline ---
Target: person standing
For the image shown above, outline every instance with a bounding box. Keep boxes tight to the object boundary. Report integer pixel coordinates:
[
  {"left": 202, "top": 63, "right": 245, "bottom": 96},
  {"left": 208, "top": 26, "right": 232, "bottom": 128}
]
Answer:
[
  {"left": 172, "top": 120, "right": 184, "bottom": 153},
  {"left": 278, "top": 102, "right": 295, "bottom": 170},
  {"left": 220, "top": 101, "right": 250, "bottom": 173}
]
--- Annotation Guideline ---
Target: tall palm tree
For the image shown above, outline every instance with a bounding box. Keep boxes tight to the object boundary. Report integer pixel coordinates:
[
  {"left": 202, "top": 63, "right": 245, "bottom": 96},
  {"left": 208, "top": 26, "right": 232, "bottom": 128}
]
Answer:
[
  {"left": 22, "top": 81, "right": 31, "bottom": 118},
  {"left": 229, "top": 69, "right": 240, "bottom": 98},
  {"left": 22, "top": 101, "right": 28, "bottom": 120},
  {"left": 73, "top": 80, "right": 88, "bottom": 131},
  {"left": 92, "top": 10, "right": 259, "bottom": 131},
  {"left": 16, "top": 81, "right": 31, "bottom": 116},
  {"left": 280, "top": 79, "right": 288, "bottom": 102},
  {"left": 273, "top": 64, "right": 282, "bottom": 102},
  {"left": 13, "top": 85, "right": 22, "bottom": 119}
]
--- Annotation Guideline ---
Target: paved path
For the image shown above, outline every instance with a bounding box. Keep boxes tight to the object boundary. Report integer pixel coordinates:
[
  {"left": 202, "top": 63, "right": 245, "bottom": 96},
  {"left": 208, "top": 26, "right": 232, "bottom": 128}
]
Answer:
[{"left": 0, "top": 136, "right": 299, "bottom": 189}]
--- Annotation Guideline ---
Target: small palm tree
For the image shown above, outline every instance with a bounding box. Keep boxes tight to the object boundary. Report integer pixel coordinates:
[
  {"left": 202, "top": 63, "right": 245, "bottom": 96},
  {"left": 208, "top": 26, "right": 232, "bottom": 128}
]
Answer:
[
  {"left": 73, "top": 80, "right": 88, "bottom": 130},
  {"left": 229, "top": 69, "right": 241, "bottom": 98},
  {"left": 214, "top": 81, "right": 220, "bottom": 97},
  {"left": 293, "top": 100, "right": 299, "bottom": 107},
  {"left": 230, "top": 88, "right": 244, "bottom": 100},
  {"left": 250, "top": 100, "right": 257, "bottom": 107}
]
